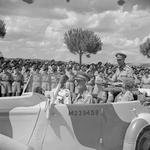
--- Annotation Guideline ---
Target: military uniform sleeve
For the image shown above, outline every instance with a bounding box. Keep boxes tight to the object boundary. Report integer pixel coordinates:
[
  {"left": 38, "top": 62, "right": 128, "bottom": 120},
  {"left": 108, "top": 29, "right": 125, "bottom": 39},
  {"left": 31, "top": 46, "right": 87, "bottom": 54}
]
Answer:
[{"left": 111, "top": 71, "right": 118, "bottom": 82}]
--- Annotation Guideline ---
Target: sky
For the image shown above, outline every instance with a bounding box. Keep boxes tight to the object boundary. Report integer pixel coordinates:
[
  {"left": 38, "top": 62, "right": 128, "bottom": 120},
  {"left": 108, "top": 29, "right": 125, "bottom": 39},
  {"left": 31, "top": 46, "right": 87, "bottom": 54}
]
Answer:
[{"left": 0, "top": 0, "right": 150, "bottom": 64}]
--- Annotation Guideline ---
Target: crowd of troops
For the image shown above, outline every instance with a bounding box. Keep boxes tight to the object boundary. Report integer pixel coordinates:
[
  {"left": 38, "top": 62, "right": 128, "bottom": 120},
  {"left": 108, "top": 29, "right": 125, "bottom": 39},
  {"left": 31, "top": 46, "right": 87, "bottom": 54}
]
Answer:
[{"left": 0, "top": 52, "right": 150, "bottom": 104}]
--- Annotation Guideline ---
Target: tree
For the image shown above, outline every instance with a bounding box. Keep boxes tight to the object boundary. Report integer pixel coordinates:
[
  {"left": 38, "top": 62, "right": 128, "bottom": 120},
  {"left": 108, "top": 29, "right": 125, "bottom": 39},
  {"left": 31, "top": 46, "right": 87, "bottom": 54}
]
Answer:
[
  {"left": 117, "top": 0, "right": 126, "bottom": 6},
  {"left": 0, "top": 19, "right": 6, "bottom": 38},
  {"left": 64, "top": 28, "right": 102, "bottom": 66},
  {"left": 140, "top": 38, "right": 150, "bottom": 58},
  {"left": 22, "top": 0, "right": 34, "bottom": 4}
]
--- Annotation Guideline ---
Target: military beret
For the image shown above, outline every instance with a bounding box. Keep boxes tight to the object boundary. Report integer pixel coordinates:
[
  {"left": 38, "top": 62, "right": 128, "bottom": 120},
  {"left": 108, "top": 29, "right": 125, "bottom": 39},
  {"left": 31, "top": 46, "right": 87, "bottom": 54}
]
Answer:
[
  {"left": 75, "top": 71, "right": 90, "bottom": 81},
  {"left": 115, "top": 53, "right": 127, "bottom": 59}
]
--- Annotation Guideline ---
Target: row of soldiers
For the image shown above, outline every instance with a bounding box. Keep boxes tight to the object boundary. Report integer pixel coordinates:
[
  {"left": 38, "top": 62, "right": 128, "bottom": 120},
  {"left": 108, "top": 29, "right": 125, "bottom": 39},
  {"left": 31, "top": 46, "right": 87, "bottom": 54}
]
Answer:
[{"left": 0, "top": 52, "right": 150, "bottom": 104}]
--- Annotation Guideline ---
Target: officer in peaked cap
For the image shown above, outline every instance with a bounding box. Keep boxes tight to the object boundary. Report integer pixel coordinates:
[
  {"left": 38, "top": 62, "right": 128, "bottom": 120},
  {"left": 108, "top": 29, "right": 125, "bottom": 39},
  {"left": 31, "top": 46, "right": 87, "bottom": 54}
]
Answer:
[
  {"left": 73, "top": 72, "right": 93, "bottom": 104},
  {"left": 106, "top": 52, "right": 135, "bottom": 102},
  {"left": 112, "top": 52, "right": 134, "bottom": 82},
  {"left": 115, "top": 52, "right": 127, "bottom": 60}
]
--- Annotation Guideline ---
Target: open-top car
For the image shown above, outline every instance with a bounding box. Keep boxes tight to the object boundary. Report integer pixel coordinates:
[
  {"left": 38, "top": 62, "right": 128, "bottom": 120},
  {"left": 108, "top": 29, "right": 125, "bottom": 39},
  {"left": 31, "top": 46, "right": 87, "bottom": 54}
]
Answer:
[{"left": 0, "top": 84, "right": 150, "bottom": 150}]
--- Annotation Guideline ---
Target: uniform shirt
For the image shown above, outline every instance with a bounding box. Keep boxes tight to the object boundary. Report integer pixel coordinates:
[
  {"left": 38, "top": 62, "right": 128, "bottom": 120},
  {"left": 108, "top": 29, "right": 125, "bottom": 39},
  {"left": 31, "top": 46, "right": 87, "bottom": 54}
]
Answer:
[
  {"left": 95, "top": 74, "right": 106, "bottom": 85},
  {"left": 32, "top": 72, "right": 42, "bottom": 83},
  {"left": 41, "top": 72, "right": 51, "bottom": 83},
  {"left": 23, "top": 72, "right": 30, "bottom": 84},
  {"left": 112, "top": 65, "right": 134, "bottom": 82},
  {"left": 51, "top": 72, "right": 58, "bottom": 84},
  {"left": 12, "top": 72, "right": 24, "bottom": 83},
  {"left": 0, "top": 71, "right": 12, "bottom": 82},
  {"left": 141, "top": 75, "right": 150, "bottom": 88},
  {"left": 74, "top": 91, "right": 93, "bottom": 104}
]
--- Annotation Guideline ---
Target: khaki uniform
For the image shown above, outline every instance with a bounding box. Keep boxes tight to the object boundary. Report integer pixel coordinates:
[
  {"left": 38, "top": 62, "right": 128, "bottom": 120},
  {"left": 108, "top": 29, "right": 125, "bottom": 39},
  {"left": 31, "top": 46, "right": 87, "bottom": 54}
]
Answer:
[
  {"left": 12, "top": 72, "right": 24, "bottom": 95},
  {"left": 93, "top": 74, "right": 107, "bottom": 102},
  {"left": 112, "top": 65, "right": 134, "bottom": 82},
  {"left": 50, "top": 72, "right": 58, "bottom": 89},
  {"left": 65, "top": 71, "right": 75, "bottom": 93},
  {"left": 107, "top": 65, "right": 134, "bottom": 103},
  {"left": 141, "top": 75, "right": 150, "bottom": 88},
  {"left": 41, "top": 72, "right": 51, "bottom": 91},
  {"left": 23, "top": 72, "right": 31, "bottom": 92},
  {"left": 31, "top": 72, "right": 42, "bottom": 91},
  {"left": 74, "top": 91, "right": 93, "bottom": 104},
  {"left": 0, "top": 71, "right": 12, "bottom": 95}
]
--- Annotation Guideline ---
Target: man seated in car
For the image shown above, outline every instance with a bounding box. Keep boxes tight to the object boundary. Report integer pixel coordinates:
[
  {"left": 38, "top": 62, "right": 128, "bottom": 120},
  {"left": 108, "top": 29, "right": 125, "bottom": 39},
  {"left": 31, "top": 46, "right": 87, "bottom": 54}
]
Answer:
[
  {"left": 73, "top": 71, "right": 93, "bottom": 104},
  {"left": 49, "top": 75, "right": 71, "bottom": 104},
  {"left": 115, "top": 78, "right": 134, "bottom": 102}
]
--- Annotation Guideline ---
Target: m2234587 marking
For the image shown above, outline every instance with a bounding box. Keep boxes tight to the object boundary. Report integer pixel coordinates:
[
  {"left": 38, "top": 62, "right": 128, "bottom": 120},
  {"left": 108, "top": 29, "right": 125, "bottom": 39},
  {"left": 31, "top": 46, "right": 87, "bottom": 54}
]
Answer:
[{"left": 68, "top": 109, "right": 100, "bottom": 116}]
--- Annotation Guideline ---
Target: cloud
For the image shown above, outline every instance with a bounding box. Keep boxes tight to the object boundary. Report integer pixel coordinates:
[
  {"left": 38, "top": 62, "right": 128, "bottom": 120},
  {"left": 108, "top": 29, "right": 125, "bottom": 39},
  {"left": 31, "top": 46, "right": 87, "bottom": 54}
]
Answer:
[
  {"left": 0, "top": 0, "right": 150, "bottom": 64},
  {"left": 124, "top": 0, "right": 150, "bottom": 10}
]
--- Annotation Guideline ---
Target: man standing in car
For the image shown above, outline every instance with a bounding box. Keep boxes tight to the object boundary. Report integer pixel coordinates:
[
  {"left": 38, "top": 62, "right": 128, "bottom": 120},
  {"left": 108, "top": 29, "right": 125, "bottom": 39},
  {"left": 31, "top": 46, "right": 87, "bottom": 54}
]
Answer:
[{"left": 107, "top": 52, "right": 134, "bottom": 102}]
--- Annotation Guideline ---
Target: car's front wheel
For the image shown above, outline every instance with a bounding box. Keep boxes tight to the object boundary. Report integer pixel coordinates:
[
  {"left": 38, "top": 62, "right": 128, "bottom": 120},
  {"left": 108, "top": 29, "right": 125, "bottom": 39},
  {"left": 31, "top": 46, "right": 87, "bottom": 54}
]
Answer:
[{"left": 136, "top": 129, "right": 150, "bottom": 150}]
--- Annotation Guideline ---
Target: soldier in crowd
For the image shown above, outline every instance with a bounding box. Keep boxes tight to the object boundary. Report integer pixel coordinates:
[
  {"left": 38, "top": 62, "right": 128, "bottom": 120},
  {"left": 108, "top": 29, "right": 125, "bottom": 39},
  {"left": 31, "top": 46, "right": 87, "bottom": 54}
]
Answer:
[
  {"left": 41, "top": 66, "right": 51, "bottom": 91},
  {"left": 50, "top": 65, "right": 59, "bottom": 89},
  {"left": 65, "top": 66, "right": 75, "bottom": 98},
  {"left": 93, "top": 67, "right": 108, "bottom": 103},
  {"left": 0, "top": 64, "right": 12, "bottom": 96},
  {"left": 140, "top": 70, "right": 150, "bottom": 88},
  {"left": 23, "top": 68, "right": 31, "bottom": 92},
  {"left": 30, "top": 65, "right": 42, "bottom": 91},
  {"left": 107, "top": 52, "right": 134, "bottom": 102},
  {"left": 12, "top": 66, "right": 24, "bottom": 96}
]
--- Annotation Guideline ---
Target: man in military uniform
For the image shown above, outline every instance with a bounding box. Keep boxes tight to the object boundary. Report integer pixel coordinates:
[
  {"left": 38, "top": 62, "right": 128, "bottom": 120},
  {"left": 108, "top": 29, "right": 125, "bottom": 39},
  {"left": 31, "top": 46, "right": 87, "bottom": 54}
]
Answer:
[
  {"left": 0, "top": 64, "right": 12, "bottom": 96},
  {"left": 31, "top": 65, "right": 42, "bottom": 92},
  {"left": 12, "top": 66, "right": 24, "bottom": 96},
  {"left": 73, "top": 72, "right": 93, "bottom": 104},
  {"left": 41, "top": 66, "right": 51, "bottom": 91},
  {"left": 111, "top": 53, "right": 134, "bottom": 82},
  {"left": 141, "top": 70, "right": 150, "bottom": 88},
  {"left": 50, "top": 65, "right": 58, "bottom": 90},
  {"left": 107, "top": 52, "right": 134, "bottom": 102},
  {"left": 65, "top": 66, "right": 75, "bottom": 99}
]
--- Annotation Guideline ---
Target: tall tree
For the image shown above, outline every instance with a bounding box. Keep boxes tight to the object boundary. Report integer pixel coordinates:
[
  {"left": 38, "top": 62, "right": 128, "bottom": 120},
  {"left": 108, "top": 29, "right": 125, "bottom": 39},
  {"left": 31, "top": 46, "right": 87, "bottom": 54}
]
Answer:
[
  {"left": 64, "top": 28, "right": 102, "bottom": 65},
  {"left": 0, "top": 19, "right": 6, "bottom": 38},
  {"left": 140, "top": 38, "right": 150, "bottom": 58}
]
